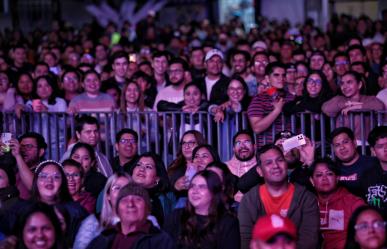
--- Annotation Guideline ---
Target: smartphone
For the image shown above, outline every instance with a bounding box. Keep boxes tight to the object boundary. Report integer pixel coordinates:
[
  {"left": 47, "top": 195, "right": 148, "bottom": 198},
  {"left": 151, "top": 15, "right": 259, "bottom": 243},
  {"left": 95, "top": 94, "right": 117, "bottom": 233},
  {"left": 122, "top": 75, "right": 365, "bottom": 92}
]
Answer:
[
  {"left": 1, "top": 133, "right": 12, "bottom": 152},
  {"left": 282, "top": 134, "right": 306, "bottom": 152}
]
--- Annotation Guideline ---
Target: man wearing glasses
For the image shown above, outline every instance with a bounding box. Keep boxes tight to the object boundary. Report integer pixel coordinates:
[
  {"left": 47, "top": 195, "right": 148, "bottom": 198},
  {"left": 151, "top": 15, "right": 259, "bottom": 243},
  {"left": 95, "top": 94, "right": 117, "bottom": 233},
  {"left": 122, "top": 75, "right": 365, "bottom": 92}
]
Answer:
[
  {"left": 153, "top": 57, "right": 188, "bottom": 110},
  {"left": 2, "top": 132, "right": 47, "bottom": 199},
  {"left": 225, "top": 130, "right": 257, "bottom": 202},
  {"left": 250, "top": 52, "right": 269, "bottom": 96},
  {"left": 113, "top": 128, "right": 139, "bottom": 173}
]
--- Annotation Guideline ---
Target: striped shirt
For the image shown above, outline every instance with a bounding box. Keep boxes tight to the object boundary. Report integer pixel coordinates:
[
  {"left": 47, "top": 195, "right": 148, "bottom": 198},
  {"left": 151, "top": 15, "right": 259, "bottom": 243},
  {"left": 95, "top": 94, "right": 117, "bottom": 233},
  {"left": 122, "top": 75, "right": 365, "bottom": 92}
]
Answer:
[
  {"left": 69, "top": 93, "right": 116, "bottom": 112},
  {"left": 247, "top": 91, "right": 294, "bottom": 146}
]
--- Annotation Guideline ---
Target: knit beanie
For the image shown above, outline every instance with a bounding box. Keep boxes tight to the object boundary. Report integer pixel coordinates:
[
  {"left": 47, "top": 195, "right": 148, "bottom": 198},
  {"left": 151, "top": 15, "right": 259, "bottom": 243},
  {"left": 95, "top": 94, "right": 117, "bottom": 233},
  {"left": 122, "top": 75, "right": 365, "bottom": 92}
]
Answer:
[{"left": 115, "top": 182, "right": 151, "bottom": 213}]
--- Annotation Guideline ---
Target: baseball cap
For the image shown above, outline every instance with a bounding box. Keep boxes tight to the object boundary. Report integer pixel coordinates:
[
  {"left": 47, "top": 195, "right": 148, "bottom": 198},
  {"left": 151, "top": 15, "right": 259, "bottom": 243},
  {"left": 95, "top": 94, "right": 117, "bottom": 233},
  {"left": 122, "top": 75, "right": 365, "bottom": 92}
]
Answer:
[
  {"left": 204, "top": 49, "right": 224, "bottom": 62},
  {"left": 252, "top": 214, "right": 297, "bottom": 241},
  {"left": 252, "top": 41, "right": 268, "bottom": 51}
]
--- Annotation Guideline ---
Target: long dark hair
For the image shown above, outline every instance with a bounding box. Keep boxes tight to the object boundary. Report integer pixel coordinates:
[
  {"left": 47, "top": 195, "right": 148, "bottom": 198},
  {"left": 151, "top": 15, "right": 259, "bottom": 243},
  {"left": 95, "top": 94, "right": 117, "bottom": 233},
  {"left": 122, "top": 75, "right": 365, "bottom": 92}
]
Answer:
[
  {"left": 33, "top": 75, "right": 60, "bottom": 105},
  {"left": 303, "top": 70, "right": 332, "bottom": 101},
  {"left": 14, "top": 202, "right": 67, "bottom": 249},
  {"left": 31, "top": 160, "right": 73, "bottom": 204},
  {"left": 192, "top": 144, "right": 221, "bottom": 163},
  {"left": 179, "top": 170, "right": 227, "bottom": 248},
  {"left": 344, "top": 205, "right": 386, "bottom": 249},
  {"left": 206, "top": 161, "right": 237, "bottom": 205},
  {"left": 168, "top": 130, "right": 206, "bottom": 177},
  {"left": 227, "top": 74, "right": 251, "bottom": 110},
  {"left": 16, "top": 72, "right": 34, "bottom": 101},
  {"left": 129, "top": 152, "right": 171, "bottom": 193},
  {"left": 70, "top": 142, "right": 97, "bottom": 172}
]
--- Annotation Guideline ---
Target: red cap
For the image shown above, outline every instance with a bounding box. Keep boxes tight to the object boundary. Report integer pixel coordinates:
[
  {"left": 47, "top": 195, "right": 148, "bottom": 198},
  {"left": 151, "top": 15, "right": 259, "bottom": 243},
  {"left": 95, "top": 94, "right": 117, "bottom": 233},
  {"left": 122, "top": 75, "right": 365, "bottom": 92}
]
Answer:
[{"left": 252, "top": 214, "right": 297, "bottom": 242}]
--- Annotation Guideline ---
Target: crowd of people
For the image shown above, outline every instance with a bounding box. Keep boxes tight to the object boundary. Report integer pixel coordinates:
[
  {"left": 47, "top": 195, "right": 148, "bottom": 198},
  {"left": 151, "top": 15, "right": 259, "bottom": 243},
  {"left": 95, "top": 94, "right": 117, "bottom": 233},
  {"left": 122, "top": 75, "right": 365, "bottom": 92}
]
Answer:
[{"left": 0, "top": 9, "right": 386, "bottom": 249}]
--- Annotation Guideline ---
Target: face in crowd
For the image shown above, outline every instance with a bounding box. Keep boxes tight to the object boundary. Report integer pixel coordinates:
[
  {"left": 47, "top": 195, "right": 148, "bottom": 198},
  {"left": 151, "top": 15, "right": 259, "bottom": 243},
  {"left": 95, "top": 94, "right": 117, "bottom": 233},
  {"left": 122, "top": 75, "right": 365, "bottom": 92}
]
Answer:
[
  {"left": 70, "top": 146, "right": 95, "bottom": 174},
  {"left": 168, "top": 62, "right": 185, "bottom": 86},
  {"left": 188, "top": 174, "right": 213, "bottom": 215},
  {"left": 310, "top": 162, "right": 338, "bottom": 196},
  {"left": 193, "top": 147, "right": 215, "bottom": 171},
  {"left": 76, "top": 123, "right": 100, "bottom": 148},
  {"left": 233, "top": 133, "right": 255, "bottom": 161},
  {"left": 36, "top": 163, "right": 63, "bottom": 204},
  {"left": 332, "top": 132, "right": 358, "bottom": 164},
  {"left": 132, "top": 156, "right": 160, "bottom": 189},
  {"left": 115, "top": 132, "right": 138, "bottom": 160},
  {"left": 205, "top": 55, "right": 223, "bottom": 77},
  {"left": 227, "top": 79, "right": 246, "bottom": 103},
  {"left": 257, "top": 148, "right": 288, "bottom": 185},
  {"left": 266, "top": 67, "right": 286, "bottom": 89},
  {"left": 20, "top": 137, "right": 45, "bottom": 167},
  {"left": 23, "top": 212, "right": 56, "bottom": 249},
  {"left": 353, "top": 209, "right": 386, "bottom": 249},
  {"left": 63, "top": 164, "right": 83, "bottom": 197},
  {"left": 181, "top": 133, "right": 199, "bottom": 162}
]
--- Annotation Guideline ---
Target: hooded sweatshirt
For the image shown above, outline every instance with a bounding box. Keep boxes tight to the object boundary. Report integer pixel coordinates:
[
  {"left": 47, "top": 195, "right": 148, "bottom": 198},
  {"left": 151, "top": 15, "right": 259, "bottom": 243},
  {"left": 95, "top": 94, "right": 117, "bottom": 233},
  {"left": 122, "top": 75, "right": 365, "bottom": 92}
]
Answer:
[{"left": 317, "top": 187, "right": 365, "bottom": 249}]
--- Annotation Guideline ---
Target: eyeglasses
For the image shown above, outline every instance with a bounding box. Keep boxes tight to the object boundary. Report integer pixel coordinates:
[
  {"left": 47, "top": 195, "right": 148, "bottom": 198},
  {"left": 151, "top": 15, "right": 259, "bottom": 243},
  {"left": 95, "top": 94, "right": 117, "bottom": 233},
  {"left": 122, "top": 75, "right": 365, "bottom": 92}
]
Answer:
[
  {"left": 65, "top": 173, "right": 81, "bottom": 179},
  {"left": 119, "top": 138, "right": 136, "bottom": 145},
  {"left": 335, "top": 61, "right": 349, "bottom": 66},
  {"left": 182, "top": 141, "right": 196, "bottom": 148},
  {"left": 228, "top": 87, "right": 244, "bottom": 93},
  {"left": 194, "top": 153, "right": 211, "bottom": 159},
  {"left": 254, "top": 61, "right": 268, "bottom": 66},
  {"left": 235, "top": 140, "right": 252, "bottom": 147},
  {"left": 38, "top": 172, "right": 62, "bottom": 181},
  {"left": 63, "top": 76, "right": 78, "bottom": 82},
  {"left": 21, "top": 144, "right": 38, "bottom": 150},
  {"left": 354, "top": 221, "right": 386, "bottom": 233},
  {"left": 135, "top": 163, "right": 155, "bottom": 170},
  {"left": 307, "top": 78, "right": 322, "bottom": 85},
  {"left": 168, "top": 69, "right": 184, "bottom": 75}
]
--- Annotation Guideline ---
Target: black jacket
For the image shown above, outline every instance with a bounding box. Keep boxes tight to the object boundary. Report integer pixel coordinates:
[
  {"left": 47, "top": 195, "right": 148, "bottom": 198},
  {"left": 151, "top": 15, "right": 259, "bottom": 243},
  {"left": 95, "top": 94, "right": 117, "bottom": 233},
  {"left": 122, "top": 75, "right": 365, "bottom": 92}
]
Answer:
[
  {"left": 86, "top": 222, "right": 176, "bottom": 249},
  {"left": 164, "top": 208, "right": 240, "bottom": 249},
  {"left": 194, "top": 74, "right": 230, "bottom": 105},
  {"left": 112, "top": 155, "right": 140, "bottom": 174}
]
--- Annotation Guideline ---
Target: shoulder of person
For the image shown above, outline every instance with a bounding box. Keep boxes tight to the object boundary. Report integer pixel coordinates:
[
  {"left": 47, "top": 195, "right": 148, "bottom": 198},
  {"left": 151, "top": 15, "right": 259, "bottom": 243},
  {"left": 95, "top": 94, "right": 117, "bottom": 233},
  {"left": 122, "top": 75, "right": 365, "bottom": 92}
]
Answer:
[
  {"left": 293, "top": 183, "right": 317, "bottom": 201},
  {"left": 241, "top": 185, "right": 260, "bottom": 204}
]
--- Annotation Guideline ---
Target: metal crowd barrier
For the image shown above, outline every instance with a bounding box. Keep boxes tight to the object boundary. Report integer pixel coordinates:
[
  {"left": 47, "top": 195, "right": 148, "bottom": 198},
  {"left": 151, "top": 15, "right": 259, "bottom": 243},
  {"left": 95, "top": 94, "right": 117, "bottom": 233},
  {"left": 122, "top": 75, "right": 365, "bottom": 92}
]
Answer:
[{"left": 1, "top": 110, "right": 386, "bottom": 164}]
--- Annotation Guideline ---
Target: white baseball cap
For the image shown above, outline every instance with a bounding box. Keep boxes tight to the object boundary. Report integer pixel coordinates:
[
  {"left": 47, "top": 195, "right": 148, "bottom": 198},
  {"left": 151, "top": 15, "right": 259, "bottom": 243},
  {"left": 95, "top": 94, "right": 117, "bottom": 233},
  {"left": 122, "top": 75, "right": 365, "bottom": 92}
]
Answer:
[{"left": 204, "top": 49, "right": 224, "bottom": 62}]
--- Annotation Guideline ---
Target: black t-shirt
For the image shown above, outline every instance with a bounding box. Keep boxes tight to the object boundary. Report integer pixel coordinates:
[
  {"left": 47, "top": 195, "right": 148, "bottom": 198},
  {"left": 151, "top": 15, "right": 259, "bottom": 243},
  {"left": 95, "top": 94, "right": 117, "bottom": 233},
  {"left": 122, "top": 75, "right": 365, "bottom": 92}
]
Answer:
[
  {"left": 101, "top": 76, "right": 127, "bottom": 90},
  {"left": 337, "top": 155, "right": 378, "bottom": 197},
  {"left": 360, "top": 163, "right": 387, "bottom": 216},
  {"left": 112, "top": 155, "right": 139, "bottom": 174},
  {"left": 84, "top": 169, "right": 107, "bottom": 198},
  {"left": 164, "top": 208, "right": 240, "bottom": 249}
]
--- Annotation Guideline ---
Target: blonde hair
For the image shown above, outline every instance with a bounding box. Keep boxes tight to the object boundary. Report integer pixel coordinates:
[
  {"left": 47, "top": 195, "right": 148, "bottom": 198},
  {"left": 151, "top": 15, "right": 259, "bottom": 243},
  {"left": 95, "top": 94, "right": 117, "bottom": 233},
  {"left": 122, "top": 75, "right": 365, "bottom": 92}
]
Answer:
[{"left": 100, "top": 172, "right": 132, "bottom": 228}]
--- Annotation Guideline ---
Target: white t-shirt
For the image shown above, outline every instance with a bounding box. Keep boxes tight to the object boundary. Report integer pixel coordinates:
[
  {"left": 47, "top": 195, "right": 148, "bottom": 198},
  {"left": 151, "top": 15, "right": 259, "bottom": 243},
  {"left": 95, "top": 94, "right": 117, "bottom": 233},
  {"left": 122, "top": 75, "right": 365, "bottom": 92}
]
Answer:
[
  {"left": 376, "top": 88, "right": 387, "bottom": 110},
  {"left": 153, "top": 85, "right": 184, "bottom": 110},
  {"left": 205, "top": 76, "right": 219, "bottom": 100}
]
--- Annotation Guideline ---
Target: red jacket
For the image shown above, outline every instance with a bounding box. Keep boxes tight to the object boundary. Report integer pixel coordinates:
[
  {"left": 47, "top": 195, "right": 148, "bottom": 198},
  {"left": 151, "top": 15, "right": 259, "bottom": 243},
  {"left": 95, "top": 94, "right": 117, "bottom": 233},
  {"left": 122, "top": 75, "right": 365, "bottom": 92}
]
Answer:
[{"left": 317, "top": 187, "right": 365, "bottom": 249}]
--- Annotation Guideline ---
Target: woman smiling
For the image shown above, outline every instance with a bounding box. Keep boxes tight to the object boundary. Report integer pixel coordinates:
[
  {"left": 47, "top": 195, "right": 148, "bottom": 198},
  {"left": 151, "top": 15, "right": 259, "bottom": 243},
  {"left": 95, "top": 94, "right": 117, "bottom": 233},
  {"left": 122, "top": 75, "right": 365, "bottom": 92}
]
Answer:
[{"left": 164, "top": 170, "right": 240, "bottom": 249}]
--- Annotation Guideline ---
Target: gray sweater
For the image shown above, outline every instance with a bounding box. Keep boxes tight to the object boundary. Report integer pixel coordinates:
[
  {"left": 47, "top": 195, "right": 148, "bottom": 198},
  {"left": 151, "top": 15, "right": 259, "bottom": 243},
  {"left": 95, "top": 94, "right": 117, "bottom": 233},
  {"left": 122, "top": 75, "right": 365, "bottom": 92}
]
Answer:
[{"left": 238, "top": 183, "right": 319, "bottom": 249}]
